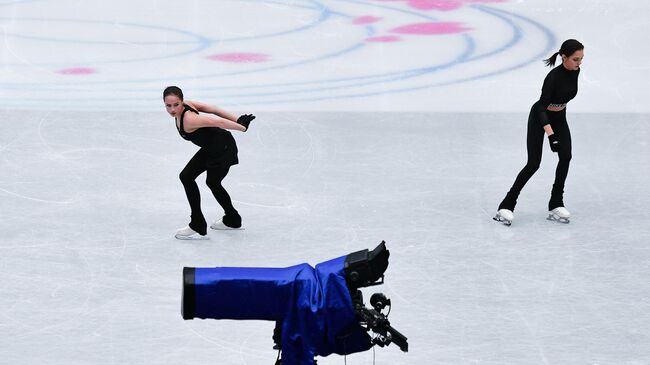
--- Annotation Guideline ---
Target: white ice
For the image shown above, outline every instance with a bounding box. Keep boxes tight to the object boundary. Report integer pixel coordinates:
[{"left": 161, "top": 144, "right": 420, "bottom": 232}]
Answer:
[{"left": 1, "top": 1, "right": 649, "bottom": 364}]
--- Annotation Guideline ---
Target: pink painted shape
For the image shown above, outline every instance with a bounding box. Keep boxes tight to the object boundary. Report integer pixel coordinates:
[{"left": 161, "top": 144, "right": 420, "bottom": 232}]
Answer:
[
  {"left": 406, "top": 0, "right": 463, "bottom": 10},
  {"left": 206, "top": 53, "right": 270, "bottom": 63},
  {"left": 352, "top": 16, "right": 383, "bottom": 25},
  {"left": 391, "top": 21, "right": 471, "bottom": 35},
  {"left": 56, "top": 67, "right": 96, "bottom": 75},
  {"left": 464, "top": 0, "right": 507, "bottom": 3},
  {"left": 366, "top": 35, "right": 402, "bottom": 42}
]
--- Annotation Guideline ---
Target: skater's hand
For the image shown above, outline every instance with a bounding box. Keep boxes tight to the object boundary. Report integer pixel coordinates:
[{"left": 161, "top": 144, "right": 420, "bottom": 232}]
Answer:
[
  {"left": 548, "top": 134, "right": 560, "bottom": 152},
  {"left": 236, "top": 114, "right": 255, "bottom": 131}
]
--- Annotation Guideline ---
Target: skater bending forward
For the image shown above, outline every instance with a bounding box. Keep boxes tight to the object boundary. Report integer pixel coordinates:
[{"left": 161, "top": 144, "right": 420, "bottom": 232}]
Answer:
[
  {"left": 494, "top": 39, "right": 584, "bottom": 225},
  {"left": 163, "top": 86, "right": 255, "bottom": 239}
]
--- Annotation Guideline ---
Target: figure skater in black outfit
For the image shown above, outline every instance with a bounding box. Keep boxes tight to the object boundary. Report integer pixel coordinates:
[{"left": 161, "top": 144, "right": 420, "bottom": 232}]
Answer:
[
  {"left": 494, "top": 39, "right": 584, "bottom": 225},
  {"left": 163, "top": 86, "right": 255, "bottom": 239}
]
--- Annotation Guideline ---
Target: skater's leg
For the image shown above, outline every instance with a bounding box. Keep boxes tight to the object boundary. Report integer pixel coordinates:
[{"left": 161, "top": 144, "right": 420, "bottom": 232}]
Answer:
[
  {"left": 549, "top": 116, "right": 572, "bottom": 210},
  {"left": 206, "top": 164, "right": 241, "bottom": 228},
  {"left": 180, "top": 149, "right": 208, "bottom": 235},
  {"left": 498, "top": 110, "right": 545, "bottom": 211}
]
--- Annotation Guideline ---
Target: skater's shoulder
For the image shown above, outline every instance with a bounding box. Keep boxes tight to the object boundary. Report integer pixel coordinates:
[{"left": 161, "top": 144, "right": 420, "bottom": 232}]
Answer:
[
  {"left": 182, "top": 102, "right": 200, "bottom": 114},
  {"left": 544, "top": 66, "right": 561, "bottom": 79},
  {"left": 547, "top": 64, "right": 579, "bottom": 79}
]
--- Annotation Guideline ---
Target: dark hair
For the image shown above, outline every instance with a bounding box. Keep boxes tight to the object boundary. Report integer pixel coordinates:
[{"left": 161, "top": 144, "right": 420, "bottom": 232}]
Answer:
[
  {"left": 543, "top": 39, "right": 584, "bottom": 67},
  {"left": 163, "top": 86, "right": 183, "bottom": 100}
]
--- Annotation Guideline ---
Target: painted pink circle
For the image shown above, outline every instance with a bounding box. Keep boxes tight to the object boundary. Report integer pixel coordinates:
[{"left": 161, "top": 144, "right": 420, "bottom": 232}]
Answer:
[
  {"left": 366, "top": 36, "right": 402, "bottom": 42},
  {"left": 465, "top": 0, "right": 507, "bottom": 3},
  {"left": 353, "top": 16, "right": 383, "bottom": 25},
  {"left": 391, "top": 22, "right": 471, "bottom": 35},
  {"left": 206, "top": 53, "right": 270, "bottom": 63},
  {"left": 407, "top": 0, "right": 463, "bottom": 11},
  {"left": 57, "top": 67, "right": 96, "bottom": 75}
]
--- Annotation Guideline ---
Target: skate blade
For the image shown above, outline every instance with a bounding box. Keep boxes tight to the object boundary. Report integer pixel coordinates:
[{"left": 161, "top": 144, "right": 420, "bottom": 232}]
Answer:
[
  {"left": 175, "top": 234, "right": 210, "bottom": 240},
  {"left": 493, "top": 214, "right": 512, "bottom": 226},
  {"left": 210, "top": 225, "right": 245, "bottom": 231},
  {"left": 546, "top": 214, "right": 570, "bottom": 224}
]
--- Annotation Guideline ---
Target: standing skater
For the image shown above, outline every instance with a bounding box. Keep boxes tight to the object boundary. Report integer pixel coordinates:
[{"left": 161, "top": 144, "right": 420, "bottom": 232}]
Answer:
[
  {"left": 163, "top": 86, "right": 255, "bottom": 239},
  {"left": 494, "top": 39, "right": 584, "bottom": 225}
]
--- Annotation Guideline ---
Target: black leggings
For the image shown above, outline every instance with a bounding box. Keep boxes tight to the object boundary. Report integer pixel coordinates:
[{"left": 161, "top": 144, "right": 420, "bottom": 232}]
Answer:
[
  {"left": 499, "top": 108, "right": 572, "bottom": 211},
  {"left": 180, "top": 148, "right": 241, "bottom": 235}
]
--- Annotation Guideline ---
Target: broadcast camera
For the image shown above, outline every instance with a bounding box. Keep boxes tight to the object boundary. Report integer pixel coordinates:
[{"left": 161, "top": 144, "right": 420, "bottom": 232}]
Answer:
[{"left": 182, "top": 241, "right": 407, "bottom": 365}]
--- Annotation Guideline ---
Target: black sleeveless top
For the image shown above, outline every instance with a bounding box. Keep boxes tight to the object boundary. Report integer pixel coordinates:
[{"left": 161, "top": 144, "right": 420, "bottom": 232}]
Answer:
[
  {"left": 177, "top": 104, "right": 239, "bottom": 166},
  {"left": 532, "top": 65, "right": 580, "bottom": 125}
]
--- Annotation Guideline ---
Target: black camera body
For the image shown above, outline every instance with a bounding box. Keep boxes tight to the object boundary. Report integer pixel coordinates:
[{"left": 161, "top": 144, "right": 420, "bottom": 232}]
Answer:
[{"left": 344, "top": 241, "right": 408, "bottom": 352}]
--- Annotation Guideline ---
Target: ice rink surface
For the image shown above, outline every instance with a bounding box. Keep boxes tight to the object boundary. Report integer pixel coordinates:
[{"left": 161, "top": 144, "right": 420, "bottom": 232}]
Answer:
[{"left": 1, "top": 1, "right": 650, "bottom": 364}]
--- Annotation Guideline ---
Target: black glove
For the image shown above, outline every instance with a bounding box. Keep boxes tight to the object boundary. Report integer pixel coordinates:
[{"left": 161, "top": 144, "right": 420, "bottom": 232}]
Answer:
[
  {"left": 548, "top": 134, "right": 559, "bottom": 152},
  {"left": 236, "top": 114, "right": 255, "bottom": 131}
]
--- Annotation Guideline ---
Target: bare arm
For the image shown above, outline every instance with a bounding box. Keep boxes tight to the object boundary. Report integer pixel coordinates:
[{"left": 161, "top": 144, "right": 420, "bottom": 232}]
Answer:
[
  {"left": 183, "top": 112, "right": 246, "bottom": 132},
  {"left": 185, "top": 100, "right": 238, "bottom": 122}
]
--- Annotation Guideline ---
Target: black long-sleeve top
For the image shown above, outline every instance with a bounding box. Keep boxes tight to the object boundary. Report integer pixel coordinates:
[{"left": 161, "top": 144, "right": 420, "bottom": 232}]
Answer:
[{"left": 533, "top": 65, "right": 580, "bottom": 125}]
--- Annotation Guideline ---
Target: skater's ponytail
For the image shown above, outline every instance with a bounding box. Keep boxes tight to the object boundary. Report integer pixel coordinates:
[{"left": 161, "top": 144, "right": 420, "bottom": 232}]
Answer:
[
  {"left": 543, "top": 39, "right": 584, "bottom": 67},
  {"left": 163, "top": 86, "right": 184, "bottom": 100}
]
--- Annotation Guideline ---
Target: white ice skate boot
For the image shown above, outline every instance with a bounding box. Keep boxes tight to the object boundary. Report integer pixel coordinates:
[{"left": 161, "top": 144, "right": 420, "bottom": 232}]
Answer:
[
  {"left": 175, "top": 226, "right": 209, "bottom": 240},
  {"left": 210, "top": 219, "right": 244, "bottom": 230},
  {"left": 493, "top": 209, "right": 514, "bottom": 226},
  {"left": 547, "top": 207, "right": 570, "bottom": 224}
]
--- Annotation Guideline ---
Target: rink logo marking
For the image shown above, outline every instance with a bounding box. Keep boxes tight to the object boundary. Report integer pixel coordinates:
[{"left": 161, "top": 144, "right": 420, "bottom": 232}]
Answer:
[
  {"left": 0, "top": 0, "right": 557, "bottom": 108},
  {"left": 390, "top": 21, "right": 472, "bottom": 34},
  {"left": 56, "top": 67, "right": 97, "bottom": 75},
  {"left": 352, "top": 15, "right": 383, "bottom": 24},
  {"left": 405, "top": 0, "right": 465, "bottom": 11},
  {"left": 205, "top": 53, "right": 271, "bottom": 63}
]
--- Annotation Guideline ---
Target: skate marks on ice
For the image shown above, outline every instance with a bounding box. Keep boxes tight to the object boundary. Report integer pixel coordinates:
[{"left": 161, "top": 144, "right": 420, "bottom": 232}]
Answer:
[{"left": 2, "top": 112, "right": 650, "bottom": 364}]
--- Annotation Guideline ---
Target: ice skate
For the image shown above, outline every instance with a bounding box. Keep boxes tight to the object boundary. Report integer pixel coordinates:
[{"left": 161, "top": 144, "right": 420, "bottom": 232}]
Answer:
[
  {"left": 493, "top": 209, "right": 514, "bottom": 226},
  {"left": 547, "top": 207, "right": 570, "bottom": 224},
  {"left": 175, "top": 226, "right": 209, "bottom": 240},
  {"left": 210, "top": 219, "right": 244, "bottom": 230}
]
